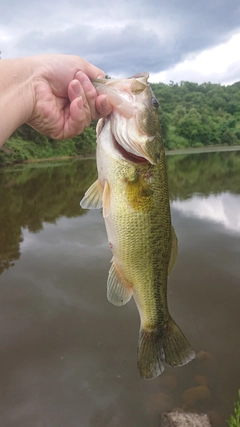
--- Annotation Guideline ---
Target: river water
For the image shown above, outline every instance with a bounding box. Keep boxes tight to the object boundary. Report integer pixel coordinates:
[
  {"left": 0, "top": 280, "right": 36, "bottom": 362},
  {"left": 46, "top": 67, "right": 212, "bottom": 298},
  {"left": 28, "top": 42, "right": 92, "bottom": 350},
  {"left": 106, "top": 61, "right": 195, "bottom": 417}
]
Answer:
[{"left": 0, "top": 151, "right": 239, "bottom": 427}]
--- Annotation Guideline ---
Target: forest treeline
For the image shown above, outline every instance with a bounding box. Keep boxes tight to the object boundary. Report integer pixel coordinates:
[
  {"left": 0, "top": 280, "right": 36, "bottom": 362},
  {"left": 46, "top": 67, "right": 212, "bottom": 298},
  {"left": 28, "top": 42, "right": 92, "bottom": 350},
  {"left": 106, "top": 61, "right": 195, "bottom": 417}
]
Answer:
[
  {"left": 1, "top": 80, "right": 240, "bottom": 165},
  {"left": 152, "top": 80, "right": 240, "bottom": 149}
]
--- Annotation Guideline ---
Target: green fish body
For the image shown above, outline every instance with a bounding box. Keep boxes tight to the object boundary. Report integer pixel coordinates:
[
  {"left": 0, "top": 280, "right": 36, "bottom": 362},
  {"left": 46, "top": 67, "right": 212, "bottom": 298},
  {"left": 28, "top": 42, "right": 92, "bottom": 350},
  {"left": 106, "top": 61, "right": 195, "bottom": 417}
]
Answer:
[{"left": 81, "top": 73, "right": 195, "bottom": 379}]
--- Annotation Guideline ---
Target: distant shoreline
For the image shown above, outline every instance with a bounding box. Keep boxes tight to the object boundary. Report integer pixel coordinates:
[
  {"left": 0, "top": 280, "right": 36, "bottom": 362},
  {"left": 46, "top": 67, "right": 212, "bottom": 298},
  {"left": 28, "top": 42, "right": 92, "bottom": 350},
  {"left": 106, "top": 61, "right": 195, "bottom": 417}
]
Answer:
[
  {"left": 1, "top": 145, "right": 240, "bottom": 168},
  {"left": 21, "top": 145, "right": 240, "bottom": 162},
  {"left": 22, "top": 154, "right": 94, "bottom": 163},
  {"left": 165, "top": 145, "right": 240, "bottom": 155}
]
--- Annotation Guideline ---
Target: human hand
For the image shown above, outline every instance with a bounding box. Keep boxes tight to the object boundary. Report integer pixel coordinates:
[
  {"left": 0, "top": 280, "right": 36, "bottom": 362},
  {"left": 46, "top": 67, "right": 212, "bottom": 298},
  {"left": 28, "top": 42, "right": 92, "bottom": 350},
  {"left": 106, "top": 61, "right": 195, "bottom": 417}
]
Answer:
[{"left": 27, "top": 54, "right": 112, "bottom": 139}]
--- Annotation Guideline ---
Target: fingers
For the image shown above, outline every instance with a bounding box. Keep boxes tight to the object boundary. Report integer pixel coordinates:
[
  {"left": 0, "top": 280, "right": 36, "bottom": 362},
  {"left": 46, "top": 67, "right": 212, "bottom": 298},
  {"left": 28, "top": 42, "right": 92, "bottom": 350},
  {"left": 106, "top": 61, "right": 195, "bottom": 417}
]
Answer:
[
  {"left": 65, "top": 73, "right": 113, "bottom": 139},
  {"left": 69, "top": 73, "right": 112, "bottom": 120},
  {"left": 65, "top": 77, "right": 94, "bottom": 137},
  {"left": 68, "top": 79, "right": 82, "bottom": 102},
  {"left": 96, "top": 94, "right": 112, "bottom": 117},
  {"left": 75, "top": 72, "right": 112, "bottom": 118},
  {"left": 67, "top": 76, "right": 93, "bottom": 135},
  {"left": 75, "top": 71, "right": 98, "bottom": 119},
  {"left": 68, "top": 96, "right": 85, "bottom": 133},
  {"left": 63, "top": 95, "right": 88, "bottom": 138}
]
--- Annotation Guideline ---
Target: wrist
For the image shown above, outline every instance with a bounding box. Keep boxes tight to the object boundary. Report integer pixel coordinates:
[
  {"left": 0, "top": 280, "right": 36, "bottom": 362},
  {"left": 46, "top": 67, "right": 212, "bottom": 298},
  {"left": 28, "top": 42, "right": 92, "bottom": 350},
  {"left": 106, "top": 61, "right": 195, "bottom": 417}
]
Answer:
[{"left": 0, "top": 58, "right": 34, "bottom": 146}]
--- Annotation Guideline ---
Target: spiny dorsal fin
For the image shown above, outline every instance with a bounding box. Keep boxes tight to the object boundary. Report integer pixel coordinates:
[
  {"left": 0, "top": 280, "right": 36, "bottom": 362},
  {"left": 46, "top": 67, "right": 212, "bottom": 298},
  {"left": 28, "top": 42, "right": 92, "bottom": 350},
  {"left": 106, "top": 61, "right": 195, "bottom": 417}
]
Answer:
[
  {"left": 107, "top": 260, "right": 133, "bottom": 306},
  {"left": 80, "top": 179, "right": 103, "bottom": 210}
]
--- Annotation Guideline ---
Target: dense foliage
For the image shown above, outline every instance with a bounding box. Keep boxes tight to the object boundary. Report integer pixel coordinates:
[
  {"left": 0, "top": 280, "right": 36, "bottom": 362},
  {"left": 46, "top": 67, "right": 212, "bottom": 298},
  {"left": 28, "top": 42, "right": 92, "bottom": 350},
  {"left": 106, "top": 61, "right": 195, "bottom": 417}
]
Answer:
[
  {"left": 0, "top": 121, "right": 97, "bottom": 165},
  {"left": 152, "top": 80, "right": 240, "bottom": 149},
  {"left": 1, "top": 80, "right": 240, "bottom": 165}
]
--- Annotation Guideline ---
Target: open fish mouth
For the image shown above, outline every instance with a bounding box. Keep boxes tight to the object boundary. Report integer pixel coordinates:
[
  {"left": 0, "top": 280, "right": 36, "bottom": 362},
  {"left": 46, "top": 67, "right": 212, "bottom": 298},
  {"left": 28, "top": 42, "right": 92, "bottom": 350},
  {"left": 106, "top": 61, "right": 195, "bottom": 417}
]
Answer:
[
  {"left": 112, "top": 127, "right": 156, "bottom": 165},
  {"left": 114, "top": 135, "right": 150, "bottom": 164},
  {"left": 98, "top": 117, "right": 154, "bottom": 164},
  {"left": 110, "top": 114, "right": 156, "bottom": 165}
]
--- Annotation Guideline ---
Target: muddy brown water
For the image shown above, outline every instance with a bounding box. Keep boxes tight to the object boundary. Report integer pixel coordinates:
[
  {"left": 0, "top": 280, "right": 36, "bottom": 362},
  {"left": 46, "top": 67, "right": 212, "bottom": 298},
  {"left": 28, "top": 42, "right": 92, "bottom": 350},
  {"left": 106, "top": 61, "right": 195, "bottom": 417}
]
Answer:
[{"left": 0, "top": 151, "right": 239, "bottom": 427}]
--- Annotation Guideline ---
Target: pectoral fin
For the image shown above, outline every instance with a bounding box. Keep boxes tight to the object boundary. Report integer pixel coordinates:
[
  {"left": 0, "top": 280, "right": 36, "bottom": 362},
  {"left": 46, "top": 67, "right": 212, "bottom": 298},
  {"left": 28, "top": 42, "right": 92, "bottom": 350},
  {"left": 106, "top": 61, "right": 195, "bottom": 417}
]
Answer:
[
  {"left": 107, "top": 261, "right": 133, "bottom": 306},
  {"left": 80, "top": 179, "right": 103, "bottom": 210},
  {"left": 168, "top": 226, "right": 178, "bottom": 277}
]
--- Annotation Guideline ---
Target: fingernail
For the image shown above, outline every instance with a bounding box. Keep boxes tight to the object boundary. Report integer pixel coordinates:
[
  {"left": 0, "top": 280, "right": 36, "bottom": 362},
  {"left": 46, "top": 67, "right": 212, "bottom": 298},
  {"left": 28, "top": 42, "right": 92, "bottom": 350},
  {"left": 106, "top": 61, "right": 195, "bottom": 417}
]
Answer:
[
  {"left": 73, "top": 81, "right": 81, "bottom": 97},
  {"left": 101, "top": 97, "right": 109, "bottom": 108},
  {"left": 76, "top": 71, "right": 89, "bottom": 87},
  {"left": 75, "top": 71, "right": 83, "bottom": 78}
]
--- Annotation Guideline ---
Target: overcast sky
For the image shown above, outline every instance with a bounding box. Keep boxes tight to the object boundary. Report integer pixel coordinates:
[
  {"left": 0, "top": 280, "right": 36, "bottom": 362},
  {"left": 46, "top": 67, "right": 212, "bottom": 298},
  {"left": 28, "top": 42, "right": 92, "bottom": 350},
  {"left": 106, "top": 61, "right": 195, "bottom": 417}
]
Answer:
[{"left": 1, "top": 0, "right": 240, "bottom": 85}]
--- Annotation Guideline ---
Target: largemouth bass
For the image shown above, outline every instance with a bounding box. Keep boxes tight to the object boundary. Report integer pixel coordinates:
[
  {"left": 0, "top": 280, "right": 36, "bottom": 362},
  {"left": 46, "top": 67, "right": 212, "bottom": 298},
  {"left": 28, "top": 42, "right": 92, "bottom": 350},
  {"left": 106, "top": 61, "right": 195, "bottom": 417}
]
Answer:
[{"left": 80, "top": 73, "right": 195, "bottom": 379}]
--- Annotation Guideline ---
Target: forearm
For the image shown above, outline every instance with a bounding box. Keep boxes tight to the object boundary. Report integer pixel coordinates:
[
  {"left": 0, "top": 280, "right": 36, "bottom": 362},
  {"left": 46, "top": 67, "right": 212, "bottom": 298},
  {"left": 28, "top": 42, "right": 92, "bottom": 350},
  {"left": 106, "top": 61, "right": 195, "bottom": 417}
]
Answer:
[
  {"left": 0, "top": 58, "right": 33, "bottom": 147},
  {"left": 0, "top": 54, "right": 112, "bottom": 146}
]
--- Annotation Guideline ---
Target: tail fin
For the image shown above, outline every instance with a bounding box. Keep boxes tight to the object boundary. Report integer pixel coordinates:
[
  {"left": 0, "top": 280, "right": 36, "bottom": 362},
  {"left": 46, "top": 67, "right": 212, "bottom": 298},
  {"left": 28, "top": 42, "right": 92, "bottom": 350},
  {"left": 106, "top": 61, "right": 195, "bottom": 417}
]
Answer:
[
  {"left": 163, "top": 317, "right": 195, "bottom": 368},
  {"left": 137, "top": 329, "right": 165, "bottom": 379},
  {"left": 137, "top": 317, "right": 195, "bottom": 380}
]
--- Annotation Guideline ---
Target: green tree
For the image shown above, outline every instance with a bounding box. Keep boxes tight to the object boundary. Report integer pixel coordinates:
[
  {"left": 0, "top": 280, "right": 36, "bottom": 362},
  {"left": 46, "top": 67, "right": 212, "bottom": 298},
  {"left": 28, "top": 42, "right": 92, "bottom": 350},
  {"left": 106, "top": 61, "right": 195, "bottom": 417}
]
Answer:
[
  {"left": 177, "top": 108, "right": 203, "bottom": 145},
  {"left": 173, "top": 105, "right": 186, "bottom": 126},
  {"left": 221, "top": 129, "right": 238, "bottom": 145}
]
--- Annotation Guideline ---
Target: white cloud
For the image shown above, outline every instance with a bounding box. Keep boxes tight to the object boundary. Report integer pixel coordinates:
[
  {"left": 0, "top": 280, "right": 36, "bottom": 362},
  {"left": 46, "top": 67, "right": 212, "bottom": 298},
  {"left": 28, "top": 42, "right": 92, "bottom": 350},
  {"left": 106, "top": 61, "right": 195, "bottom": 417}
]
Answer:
[
  {"left": 172, "top": 192, "right": 240, "bottom": 233},
  {"left": 149, "top": 32, "right": 240, "bottom": 85}
]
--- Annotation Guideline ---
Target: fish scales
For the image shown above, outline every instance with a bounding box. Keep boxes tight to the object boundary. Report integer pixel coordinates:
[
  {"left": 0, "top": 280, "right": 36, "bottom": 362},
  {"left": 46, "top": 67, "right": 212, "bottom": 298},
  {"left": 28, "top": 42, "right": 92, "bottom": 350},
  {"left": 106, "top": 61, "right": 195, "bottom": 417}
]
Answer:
[{"left": 80, "top": 73, "right": 195, "bottom": 379}]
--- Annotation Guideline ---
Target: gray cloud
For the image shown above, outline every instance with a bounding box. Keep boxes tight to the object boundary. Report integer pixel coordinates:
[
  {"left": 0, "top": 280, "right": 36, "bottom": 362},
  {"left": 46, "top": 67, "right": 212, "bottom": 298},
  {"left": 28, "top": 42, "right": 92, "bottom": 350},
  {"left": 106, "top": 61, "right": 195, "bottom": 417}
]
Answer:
[
  {"left": 15, "top": 24, "right": 176, "bottom": 75},
  {"left": 1, "top": 0, "right": 240, "bottom": 79}
]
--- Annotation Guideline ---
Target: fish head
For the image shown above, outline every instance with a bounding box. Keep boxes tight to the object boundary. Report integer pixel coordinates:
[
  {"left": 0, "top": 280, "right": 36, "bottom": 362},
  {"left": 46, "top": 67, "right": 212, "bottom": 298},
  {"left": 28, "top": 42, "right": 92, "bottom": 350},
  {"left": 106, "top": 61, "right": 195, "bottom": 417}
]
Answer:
[
  {"left": 93, "top": 73, "right": 162, "bottom": 165},
  {"left": 130, "top": 74, "right": 162, "bottom": 164}
]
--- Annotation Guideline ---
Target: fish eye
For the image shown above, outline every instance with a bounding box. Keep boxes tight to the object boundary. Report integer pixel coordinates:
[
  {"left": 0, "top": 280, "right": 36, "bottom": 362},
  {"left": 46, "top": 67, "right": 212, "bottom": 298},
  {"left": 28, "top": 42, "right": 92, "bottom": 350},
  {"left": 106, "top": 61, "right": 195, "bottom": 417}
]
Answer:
[{"left": 152, "top": 97, "right": 159, "bottom": 108}]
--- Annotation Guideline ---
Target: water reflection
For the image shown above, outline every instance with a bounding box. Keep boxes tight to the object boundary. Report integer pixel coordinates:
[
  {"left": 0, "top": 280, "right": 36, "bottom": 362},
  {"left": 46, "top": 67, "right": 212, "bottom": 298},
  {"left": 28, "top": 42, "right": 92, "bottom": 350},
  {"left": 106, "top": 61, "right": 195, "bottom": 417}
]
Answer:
[
  {"left": 0, "top": 151, "right": 240, "bottom": 427},
  {"left": 172, "top": 193, "right": 240, "bottom": 234},
  {"left": 167, "top": 150, "right": 240, "bottom": 199},
  {"left": 0, "top": 159, "right": 97, "bottom": 274},
  {"left": 1, "top": 151, "right": 240, "bottom": 276}
]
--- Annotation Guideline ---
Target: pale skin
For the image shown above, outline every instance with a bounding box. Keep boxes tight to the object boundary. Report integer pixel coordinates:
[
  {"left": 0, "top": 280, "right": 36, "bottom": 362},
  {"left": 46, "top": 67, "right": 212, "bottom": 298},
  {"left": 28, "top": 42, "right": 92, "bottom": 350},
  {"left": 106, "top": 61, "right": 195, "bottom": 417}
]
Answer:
[{"left": 0, "top": 54, "right": 112, "bottom": 147}]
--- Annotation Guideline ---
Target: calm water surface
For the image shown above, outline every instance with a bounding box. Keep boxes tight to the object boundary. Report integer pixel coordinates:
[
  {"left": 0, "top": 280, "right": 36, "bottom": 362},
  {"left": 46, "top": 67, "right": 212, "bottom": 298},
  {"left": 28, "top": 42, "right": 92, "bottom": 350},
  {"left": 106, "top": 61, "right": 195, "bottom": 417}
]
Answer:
[{"left": 0, "top": 152, "right": 240, "bottom": 427}]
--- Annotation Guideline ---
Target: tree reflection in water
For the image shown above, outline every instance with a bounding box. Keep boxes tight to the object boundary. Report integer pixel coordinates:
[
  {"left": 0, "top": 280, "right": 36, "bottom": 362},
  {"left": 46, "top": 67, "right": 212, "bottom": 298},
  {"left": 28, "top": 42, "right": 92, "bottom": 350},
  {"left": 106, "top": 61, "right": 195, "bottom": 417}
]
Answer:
[{"left": 0, "top": 150, "right": 240, "bottom": 275}]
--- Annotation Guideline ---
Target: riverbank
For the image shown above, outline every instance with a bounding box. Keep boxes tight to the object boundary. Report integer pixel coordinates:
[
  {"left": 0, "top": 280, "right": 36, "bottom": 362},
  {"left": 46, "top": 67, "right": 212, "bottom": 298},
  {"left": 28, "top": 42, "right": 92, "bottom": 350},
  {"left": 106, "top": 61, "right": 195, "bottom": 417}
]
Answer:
[
  {"left": 0, "top": 124, "right": 97, "bottom": 167},
  {"left": 166, "top": 144, "right": 240, "bottom": 156},
  {"left": 1, "top": 144, "right": 240, "bottom": 168}
]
